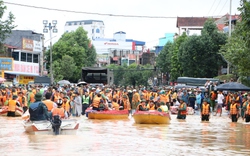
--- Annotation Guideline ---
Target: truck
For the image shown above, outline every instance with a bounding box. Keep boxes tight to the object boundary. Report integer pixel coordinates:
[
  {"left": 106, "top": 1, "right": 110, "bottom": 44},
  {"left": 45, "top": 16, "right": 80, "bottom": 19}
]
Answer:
[{"left": 81, "top": 67, "right": 114, "bottom": 86}]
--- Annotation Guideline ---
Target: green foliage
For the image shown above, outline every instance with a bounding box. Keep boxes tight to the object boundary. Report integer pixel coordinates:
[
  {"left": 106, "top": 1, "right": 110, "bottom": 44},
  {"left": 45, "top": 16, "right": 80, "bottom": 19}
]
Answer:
[
  {"left": 220, "top": 0, "right": 250, "bottom": 79},
  {"left": 0, "top": 0, "right": 16, "bottom": 51},
  {"left": 156, "top": 41, "right": 173, "bottom": 73},
  {"left": 107, "top": 63, "right": 154, "bottom": 87},
  {"left": 51, "top": 61, "right": 63, "bottom": 83},
  {"left": 214, "top": 74, "right": 235, "bottom": 81},
  {"left": 60, "top": 55, "right": 77, "bottom": 80},
  {"left": 45, "top": 27, "right": 97, "bottom": 82},
  {"left": 179, "top": 19, "right": 227, "bottom": 78}
]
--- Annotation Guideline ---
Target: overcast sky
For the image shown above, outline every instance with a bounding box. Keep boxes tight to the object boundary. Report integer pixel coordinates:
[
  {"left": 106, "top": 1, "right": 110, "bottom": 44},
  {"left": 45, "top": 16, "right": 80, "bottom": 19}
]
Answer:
[{"left": 4, "top": 0, "right": 241, "bottom": 48}]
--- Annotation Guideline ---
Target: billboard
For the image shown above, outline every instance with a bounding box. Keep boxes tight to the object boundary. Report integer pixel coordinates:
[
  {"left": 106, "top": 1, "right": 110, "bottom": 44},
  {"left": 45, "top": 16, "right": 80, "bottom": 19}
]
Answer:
[
  {"left": 0, "top": 57, "right": 13, "bottom": 71},
  {"left": 22, "top": 38, "right": 42, "bottom": 52},
  {"left": 19, "top": 75, "right": 34, "bottom": 84}
]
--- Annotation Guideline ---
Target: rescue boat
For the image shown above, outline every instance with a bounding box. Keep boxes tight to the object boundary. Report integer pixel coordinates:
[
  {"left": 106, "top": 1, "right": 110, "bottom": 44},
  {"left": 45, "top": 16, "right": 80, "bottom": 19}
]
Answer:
[
  {"left": 133, "top": 110, "right": 171, "bottom": 124},
  {"left": 0, "top": 106, "right": 23, "bottom": 116},
  {"left": 23, "top": 119, "right": 79, "bottom": 135},
  {"left": 86, "top": 108, "right": 129, "bottom": 119}
]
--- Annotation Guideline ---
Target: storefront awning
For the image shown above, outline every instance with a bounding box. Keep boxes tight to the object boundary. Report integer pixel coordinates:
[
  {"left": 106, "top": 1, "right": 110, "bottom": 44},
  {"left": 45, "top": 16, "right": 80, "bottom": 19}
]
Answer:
[{"left": 4, "top": 71, "right": 39, "bottom": 76}]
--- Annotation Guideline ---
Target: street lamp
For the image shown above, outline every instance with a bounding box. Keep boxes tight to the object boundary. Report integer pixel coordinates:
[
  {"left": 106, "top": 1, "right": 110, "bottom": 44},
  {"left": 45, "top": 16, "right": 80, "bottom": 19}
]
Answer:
[{"left": 43, "top": 20, "right": 58, "bottom": 85}]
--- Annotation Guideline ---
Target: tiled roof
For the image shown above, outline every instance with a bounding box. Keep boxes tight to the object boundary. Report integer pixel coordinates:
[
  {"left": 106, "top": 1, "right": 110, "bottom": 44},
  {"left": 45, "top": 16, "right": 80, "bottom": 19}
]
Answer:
[
  {"left": 113, "top": 57, "right": 119, "bottom": 61},
  {"left": 176, "top": 17, "right": 209, "bottom": 27},
  {"left": 217, "top": 24, "right": 225, "bottom": 31}
]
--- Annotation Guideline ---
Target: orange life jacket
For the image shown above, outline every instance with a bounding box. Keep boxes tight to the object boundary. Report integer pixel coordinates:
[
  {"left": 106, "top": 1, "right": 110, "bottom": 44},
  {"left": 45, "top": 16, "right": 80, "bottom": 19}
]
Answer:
[
  {"left": 52, "top": 107, "right": 65, "bottom": 118},
  {"left": 112, "top": 102, "right": 120, "bottom": 110},
  {"left": 62, "top": 101, "right": 70, "bottom": 112},
  {"left": 53, "top": 94, "right": 60, "bottom": 103},
  {"left": 8, "top": 100, "right": 17, "bottom": 112},
  {"left": 159, "top": 95, "right": 168, "bottom": 104},
  {"left": 18, "top": 96, "right": 27, "bottom": 107},
  {"left": 42, "top": 100, "right": 54, "bottom": 112},
  {"left": 179, "top": 103, "right": 187, "bottom": 115},
  {"left": 202, "top": 104, "right": 210, "bottom": 115},
  {"left": 147, "top": 104, "right": 155, "bottom": 110},
  {"left": 246, "top": 104, "right": 250, "bottom": 115},
  {"left": 29, "top": 93, "right": 35, "bottom": 103},
  {"left": 92, "top": 97, "right": 101, "bottom": 108},
  {"left": 122, "top": 99, "right": 129, "bottom": 110},
  {"left": 230, "top": 103, "right": 238, "bottom": 115}
]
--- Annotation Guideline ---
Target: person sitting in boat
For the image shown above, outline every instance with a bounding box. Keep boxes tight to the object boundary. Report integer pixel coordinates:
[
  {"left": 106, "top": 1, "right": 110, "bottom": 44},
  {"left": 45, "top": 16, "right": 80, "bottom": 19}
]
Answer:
[
  {"left": 120, "top": 95, "right": 131, "bottom": 111},
  {"left": 136, "top": 99, "right": 148, "bottom": 111},
  {"left": 42, "top": 92, "right": 56, "bottom": 112},
  {"left": 17, "top": 91, "right": 28, "bottom": 113},
  {"left": 201, "top": 99, "right": 211, "bottom": 121},
  {"left": 112, "top": 98, "right": 120, "bottom": 111},
  {"left": 157, "top": 102, "right": 168, "bottom": 113},
  {"left": 29, "top": 93, "right": 51, "bottom": 121},
  {"left": 147, "top": 98, "right": 156, "bottom": 110},
  {"left": 51, "top": 99, "right": 67, "bottom": 119},
  {"left": 7, "top": 95, "right": 20, "bottom": 117},
  {"left": 177, "top": 98, "right": 187, "bottom": 119},
  {"left": 91, "top": 91, "right": 104, "bottom": 111}
]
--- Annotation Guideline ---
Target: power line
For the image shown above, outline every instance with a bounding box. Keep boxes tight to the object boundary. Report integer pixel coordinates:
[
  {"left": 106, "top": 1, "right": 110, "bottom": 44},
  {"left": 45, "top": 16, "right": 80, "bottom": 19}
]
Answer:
[
  {"left": 218, "top": 0, "right": 228, "bottom": 15},
  {"left": 4, "top": 1, "right": 176, "bottom": 19},
  {"left": 212, "top": 0, "right": 222, "bottom": 16},
  {"left": 207, "top": 0, "right": 217, "bottom": 15}
]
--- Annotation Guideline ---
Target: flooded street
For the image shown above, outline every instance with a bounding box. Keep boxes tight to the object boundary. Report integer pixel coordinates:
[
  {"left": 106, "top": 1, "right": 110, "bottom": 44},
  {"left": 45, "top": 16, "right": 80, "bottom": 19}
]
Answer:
[{"left": 0, "top": 112, "right": 250, "bottom": 156}]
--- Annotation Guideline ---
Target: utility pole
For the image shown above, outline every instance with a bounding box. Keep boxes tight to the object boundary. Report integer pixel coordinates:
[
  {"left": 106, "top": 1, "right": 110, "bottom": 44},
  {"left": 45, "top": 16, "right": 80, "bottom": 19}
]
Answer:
[
  {"left": 43, "top": 20, "right": 58, "bottom": 85},
  {"left": 227, "top": 0, "right": 232, "bottom": 75}
]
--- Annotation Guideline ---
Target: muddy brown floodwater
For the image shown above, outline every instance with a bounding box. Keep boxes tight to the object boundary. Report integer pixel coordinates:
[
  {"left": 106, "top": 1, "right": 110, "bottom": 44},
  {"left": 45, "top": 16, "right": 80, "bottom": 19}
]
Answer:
[{"left": 0, "top": 112, "right": 250, "bottom": 156}]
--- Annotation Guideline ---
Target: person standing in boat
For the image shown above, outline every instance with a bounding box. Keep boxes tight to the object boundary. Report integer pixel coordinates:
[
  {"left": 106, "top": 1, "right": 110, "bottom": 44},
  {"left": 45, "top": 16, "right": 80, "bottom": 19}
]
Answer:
[
  {"left": 29, "top": 93, "right": 51, "bottom": 121},
  {"left": 201, "top": 99, "right": 211, "bottom": 121},
  {"left": 120, "top": 95, "right": 131, "bottom": 111},
  {"left": 136, "top": 99, "right": 148, "bottom": 111},
  {"left": 132, "top": 89, "right": 141, "bottom": 113},
  {"left": 7, "top": 95, "right": 20, "bottom": 117},
  {"left": 177, "top": 98, "right": 187, "bottom": 119},
  {"left": 91, "top": 90, "right": 103, "bottom": 111}
]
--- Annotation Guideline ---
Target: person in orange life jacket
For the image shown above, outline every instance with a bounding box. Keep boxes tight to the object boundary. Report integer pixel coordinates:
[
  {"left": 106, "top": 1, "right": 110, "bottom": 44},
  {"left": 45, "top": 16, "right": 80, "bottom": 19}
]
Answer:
[
  {"left": 120, "top": 95, "right": 131, "bottom": 111},
  {"left": 241, "top": 96, "right": 248, "bottom": 120},
  {"left": 51, "top": 99, "right": 67, "bottom": 119},
  {"left": 177, "top": 98, "right": 187, "bottom": 119},
  {"left": 29, "top": 93, "right": 51, "bottom": 121},
  {"left": 7, "top": 95, "right": 20, "bottom": 117},
  {"left": 82, "top": 91, "right": 91, "bottom": 115},
  {"left": 18, "top": 91, "right": 28, "bottom": 113},
  {"left": 201, "top": 99, "right": 211, "bottom": 121},
  {"left": 91, "top": 91, "right": 104, "bottom": 111},
  {"left": 230, "top": 98, "right": 239, "bottom": 122},
  {"left": 62, "top": 96, "right": 71, "bottom": 117},
  {"left": 147, "top": 98, "right": 156, "bottom": 110},
  {"left": 112, "top": 98, "right": 120, "bottom": 110},
  {"left": 42, "top": 92, "right": 56, "bottom": 112},
  {"left": 136, "top": 99, "right": 148, "bottom": 111}
]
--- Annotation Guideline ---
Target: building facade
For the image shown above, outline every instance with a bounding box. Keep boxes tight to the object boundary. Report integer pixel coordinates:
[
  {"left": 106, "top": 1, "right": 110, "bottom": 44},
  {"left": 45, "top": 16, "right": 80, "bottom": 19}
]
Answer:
[
  {"left": 3, "top": 30, "right": 43, "bottom": 84},
  {"left": 64, "top": 20, "right": 105, "bottom": 40}
]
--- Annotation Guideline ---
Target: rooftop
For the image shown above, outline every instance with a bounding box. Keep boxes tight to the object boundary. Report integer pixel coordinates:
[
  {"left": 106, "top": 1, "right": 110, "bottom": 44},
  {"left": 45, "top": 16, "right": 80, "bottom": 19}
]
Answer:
[
  {"left": 65, "top": 20, "right": 104, "bottom": 25},
  {"left": 176, "top": 17, "right": 219, "bottom": 27}
]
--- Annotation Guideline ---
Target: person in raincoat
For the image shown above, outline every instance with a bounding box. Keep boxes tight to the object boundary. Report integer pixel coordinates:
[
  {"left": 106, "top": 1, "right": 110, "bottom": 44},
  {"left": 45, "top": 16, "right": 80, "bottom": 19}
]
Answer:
[{"left": 73, "top": 92, "right": 82, "bottom": 117}]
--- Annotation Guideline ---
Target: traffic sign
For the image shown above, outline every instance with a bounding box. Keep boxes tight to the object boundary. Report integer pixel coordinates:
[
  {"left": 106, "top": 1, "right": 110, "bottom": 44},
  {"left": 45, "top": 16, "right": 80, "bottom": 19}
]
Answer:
[{"left": 0, "top": 57, "right": 13, "bottom": 71}]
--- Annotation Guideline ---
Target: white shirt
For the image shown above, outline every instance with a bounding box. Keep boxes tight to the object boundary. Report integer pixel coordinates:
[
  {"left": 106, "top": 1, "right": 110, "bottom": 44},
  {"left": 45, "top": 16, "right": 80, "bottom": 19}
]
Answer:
[{"left": 217, "top": 93, "right": 224, "bottom": 104}]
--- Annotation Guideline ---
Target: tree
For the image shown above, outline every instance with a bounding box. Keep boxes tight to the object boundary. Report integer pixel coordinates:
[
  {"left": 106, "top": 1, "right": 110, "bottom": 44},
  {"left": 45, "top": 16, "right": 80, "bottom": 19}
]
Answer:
[
  {"left": 156, "top": 41, "right": 173, "bottom": 74},
  {"left": 179, "top": 19, "right": 227, "bottom": 78},
  {"left": 170, "top": 33, "right": 187, "bottom": 81},
  {"left": 52, "top": 61, "right": 63, "bottom": 83},
  {"left": 60, "top": 55, "right": 76, "bottom": 80},
  {"left": 0, "top": 1, "right": 16, "bottom": 51},
  {"left": 45, "top": 27, "right": 97, "bottom": 82},
  {"left": 221, "top": 0, "right": 250, "bottom": 80}
]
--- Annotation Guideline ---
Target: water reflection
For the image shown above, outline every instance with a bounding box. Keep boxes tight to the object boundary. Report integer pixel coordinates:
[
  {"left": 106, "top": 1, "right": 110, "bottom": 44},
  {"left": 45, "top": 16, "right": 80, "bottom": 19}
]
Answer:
[{"left": 0, "top": 114, "right": 250, "bottom": 155}]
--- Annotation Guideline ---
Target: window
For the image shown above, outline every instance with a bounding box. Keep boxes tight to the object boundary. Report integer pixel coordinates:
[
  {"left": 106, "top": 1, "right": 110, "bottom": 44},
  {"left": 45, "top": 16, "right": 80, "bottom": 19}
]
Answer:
[
  {"left": 33, "top": 54, "right": 39, "bottom": 63},
  {"left": 68, "top": 23, "right": 72, "bottom": 26},
  {"left": 27, "top": 53, "right": 32, "bottom": 62},
  {"left": 96, "top": 28, "right": 100, "bottom": 33},
  {"left": 92, "top": 29, "right": 94, "bottom": 33},
  {"left": 21, "top": 52, "right": 26, "bottom": 62},
  {"left": 12, "top": 52, "right": 19, "bottom": 61},
  {"left": 74, "top": 22, "right": 77, "bottom": 25}
]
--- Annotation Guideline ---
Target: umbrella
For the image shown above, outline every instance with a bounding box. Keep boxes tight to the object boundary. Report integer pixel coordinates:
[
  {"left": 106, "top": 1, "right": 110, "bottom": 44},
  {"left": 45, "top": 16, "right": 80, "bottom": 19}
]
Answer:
[
  {"left": 216, "top": 82, "right": 250, "bottom": 91},
  {"left": 77, "top": 81, "right": 87, "bottom": 86},
  {"left": 57, "top": 80, "right": 70, "bottom": 85},
  {"left": 0, "top": 77, "right": 6, "bottom": 83}
]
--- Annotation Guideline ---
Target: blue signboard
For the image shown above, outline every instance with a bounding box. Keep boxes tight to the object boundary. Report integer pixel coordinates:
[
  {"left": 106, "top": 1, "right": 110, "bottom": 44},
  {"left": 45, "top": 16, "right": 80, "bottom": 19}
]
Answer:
[{"left": 0, "top": 57, "right": 13, "bottom": 71}]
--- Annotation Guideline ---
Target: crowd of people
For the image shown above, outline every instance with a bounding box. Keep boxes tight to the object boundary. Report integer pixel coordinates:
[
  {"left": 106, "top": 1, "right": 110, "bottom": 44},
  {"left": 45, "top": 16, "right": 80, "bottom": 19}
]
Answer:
[{"left": 1, "top": 81, "right": 250, "bottom": 123}]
